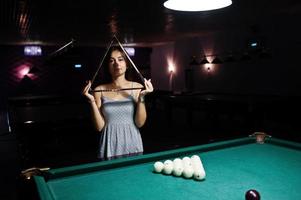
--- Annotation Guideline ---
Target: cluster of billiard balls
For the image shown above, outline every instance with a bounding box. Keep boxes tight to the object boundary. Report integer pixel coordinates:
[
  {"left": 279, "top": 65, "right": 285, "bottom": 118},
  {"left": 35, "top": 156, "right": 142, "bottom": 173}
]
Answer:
[{"left": 153, "top": 155, "right": 206, "bottom": 181}]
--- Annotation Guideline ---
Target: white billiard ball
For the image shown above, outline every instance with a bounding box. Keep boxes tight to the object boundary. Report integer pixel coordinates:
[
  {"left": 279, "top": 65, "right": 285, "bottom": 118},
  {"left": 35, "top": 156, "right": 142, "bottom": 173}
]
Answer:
[
  {"left": 182, "top": 166, "right": 194, "bottom": 179},
  {"left": 153, "top": 161, "right": 164, "bottom": 173},
  {"left": 172, "top": 160, "right": 184, "bottom": 177},
  {"left": 191, "top": 159, "right": 202, "bottom": 171},
  {"left": 164, "top": 160, "right": 173, "bottom": 165},
  {"left": 182, "top": 157, "right": 192, "bottom": 167},
  {"left": 182, "top": 156, "right": 191, "bottom": 163},
  {"left": 163, "top": 160, "right": 174, "bottom": 175},
  {"left": 191, "top": 155, "right": 201, "bottom": 162},
  {"left": 173, "top": 158, "right": 182, "bottom": 165},
  {"left": 163, "top": 165, "right": 173, "bottom": 175},
  {"left": 193, "top": 169, "right": 206, "bottom": 181},
  {"left": 173, "top": 166, "right": 184, "bottom": 176}
]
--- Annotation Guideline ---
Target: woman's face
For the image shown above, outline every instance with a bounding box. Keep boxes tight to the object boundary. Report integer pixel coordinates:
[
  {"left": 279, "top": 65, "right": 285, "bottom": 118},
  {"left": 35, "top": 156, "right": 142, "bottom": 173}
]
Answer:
[{"left": 108, "top": 50, "right": 127, "bottom": 78}]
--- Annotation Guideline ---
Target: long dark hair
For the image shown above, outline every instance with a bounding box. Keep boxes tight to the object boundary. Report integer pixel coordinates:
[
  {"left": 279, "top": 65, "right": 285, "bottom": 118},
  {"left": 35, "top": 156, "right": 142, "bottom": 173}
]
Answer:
[{"left": 99, "top": 46, "right": 136, "bottom": 84}]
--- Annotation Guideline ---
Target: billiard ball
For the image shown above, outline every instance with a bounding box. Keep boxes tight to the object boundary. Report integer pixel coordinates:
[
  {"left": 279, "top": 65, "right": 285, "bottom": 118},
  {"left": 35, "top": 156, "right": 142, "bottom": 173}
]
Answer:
[
  {"left": 172, "top": 165, "right": 184, "bottom": 176},
  {"left": 162, "top": 160, "right": 174, "bottom": 175},
  {"left": 191, "top": 155, "right": 201, "bottom": 162},
  {"left": 173, "top": 158, "right": 182, "bottom": 164},
  {"left": 245, "top": 189, "right": 260, "bottom": 200},
  {"left": 182, "top": 157, "right": 192, "bottom": 168},
  {"left": 193, "top": 169, "right": 206, "bottom": 181},
  {"left": 153, "top": 161, "right": 164, "bottom": 173},
  {"left": 182, "top": 166, "right": 194, "bottom": 178},
  {"left": 172, "top": 159, "right": 184, "bottom": 177}
]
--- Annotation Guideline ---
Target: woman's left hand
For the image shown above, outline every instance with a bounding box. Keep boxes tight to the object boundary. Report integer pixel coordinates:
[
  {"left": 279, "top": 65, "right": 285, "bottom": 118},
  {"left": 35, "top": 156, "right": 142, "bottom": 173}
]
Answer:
[{"left": 140, "top": 79, "right": 153, "bottom": 97}]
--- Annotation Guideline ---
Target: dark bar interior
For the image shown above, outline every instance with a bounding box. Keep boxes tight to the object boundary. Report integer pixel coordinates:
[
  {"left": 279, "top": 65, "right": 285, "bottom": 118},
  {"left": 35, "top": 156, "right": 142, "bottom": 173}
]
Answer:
[{"left": 1, "top": 0, "right": 301, "bottom": 199}]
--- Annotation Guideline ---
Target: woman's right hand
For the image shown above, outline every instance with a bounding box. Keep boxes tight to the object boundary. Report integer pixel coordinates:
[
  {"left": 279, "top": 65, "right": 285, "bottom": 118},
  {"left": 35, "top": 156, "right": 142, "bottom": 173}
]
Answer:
[{"left": 82, "top": 80, "right": 95, "bottom": 103}]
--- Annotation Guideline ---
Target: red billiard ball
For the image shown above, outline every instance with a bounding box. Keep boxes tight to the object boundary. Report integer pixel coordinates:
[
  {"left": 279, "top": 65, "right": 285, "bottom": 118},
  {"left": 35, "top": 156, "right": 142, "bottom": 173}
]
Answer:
[{"left": 245, "top": 189, "right": 260, "bottom": 200}]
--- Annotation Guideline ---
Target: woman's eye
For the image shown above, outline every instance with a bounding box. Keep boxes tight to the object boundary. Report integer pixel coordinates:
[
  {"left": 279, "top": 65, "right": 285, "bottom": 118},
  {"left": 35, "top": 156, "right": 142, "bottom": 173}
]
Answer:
[{"left": 118, "top": 58, "right": 124, "bottom": 62}]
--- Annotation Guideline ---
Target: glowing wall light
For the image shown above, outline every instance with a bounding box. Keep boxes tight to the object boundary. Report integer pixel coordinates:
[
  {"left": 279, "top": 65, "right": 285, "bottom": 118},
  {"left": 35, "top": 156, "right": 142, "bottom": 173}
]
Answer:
[
  {"left": 167, "top": 57, "right": 175, "bottom": 73},
  {"left": 124, "top": 47, "right": 135, "bottom": 57},
  {"left": 74, "top": 64, "right": 82, "bottom": 68},
  {"left": 24, "top": 46, "right": 42, "bottom": 56}
]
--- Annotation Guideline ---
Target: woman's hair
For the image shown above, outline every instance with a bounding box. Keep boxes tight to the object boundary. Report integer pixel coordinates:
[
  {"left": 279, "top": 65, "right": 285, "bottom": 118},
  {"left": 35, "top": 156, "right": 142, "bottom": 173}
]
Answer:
[{"left": 100, "top": 46, "right": 135, "bottom": 84}]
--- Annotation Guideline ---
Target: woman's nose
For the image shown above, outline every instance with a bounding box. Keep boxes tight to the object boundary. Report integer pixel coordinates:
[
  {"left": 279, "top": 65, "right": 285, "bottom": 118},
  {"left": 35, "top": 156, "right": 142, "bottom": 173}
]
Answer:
[
  {"left": 113, "top": 61, "right": 119, "bottom": 67},
  {"left": 115, "top": 60, "right": 123, "bottom": 67}
]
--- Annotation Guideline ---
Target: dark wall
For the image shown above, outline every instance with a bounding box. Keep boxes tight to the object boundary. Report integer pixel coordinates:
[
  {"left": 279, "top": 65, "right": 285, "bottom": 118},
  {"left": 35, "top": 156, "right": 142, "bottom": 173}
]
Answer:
[
  {"left": 151, "top": 27, "right": 301, "bottom": 96},
  {"left": 149, "top": 28, "right": 301, "bottom": 148},
  {"left": 0, "top": 45, "right": 152, "bottom": 108}
]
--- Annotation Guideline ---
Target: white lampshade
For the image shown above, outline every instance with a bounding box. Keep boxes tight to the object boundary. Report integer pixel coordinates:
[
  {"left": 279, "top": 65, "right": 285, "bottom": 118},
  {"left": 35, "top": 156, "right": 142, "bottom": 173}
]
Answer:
[{"left": 163, "top": 0, "right": 232, "bottom": 12}]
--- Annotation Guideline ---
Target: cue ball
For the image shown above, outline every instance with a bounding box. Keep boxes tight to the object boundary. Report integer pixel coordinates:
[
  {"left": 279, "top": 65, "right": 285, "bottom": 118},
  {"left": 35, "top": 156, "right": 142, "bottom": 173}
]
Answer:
[
  {"left": 245, "top": 189, "right": 260, "bottom": 200},
  {"left": 153, "top": 161, "right": 164, "bottom": 173}
]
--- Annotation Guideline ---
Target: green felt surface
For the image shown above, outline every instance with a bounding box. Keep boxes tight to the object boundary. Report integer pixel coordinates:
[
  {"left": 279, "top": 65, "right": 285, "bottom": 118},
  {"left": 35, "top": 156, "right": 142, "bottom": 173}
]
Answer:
[{"left": 34, "top": 138, "right": 301, "bottom": 200}]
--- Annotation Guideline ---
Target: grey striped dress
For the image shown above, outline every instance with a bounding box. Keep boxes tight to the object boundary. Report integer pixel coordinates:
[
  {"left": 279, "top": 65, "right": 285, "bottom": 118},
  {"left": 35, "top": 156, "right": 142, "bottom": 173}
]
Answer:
[{"left": 98, "top": 95, "right": 143, "bottom": 160}]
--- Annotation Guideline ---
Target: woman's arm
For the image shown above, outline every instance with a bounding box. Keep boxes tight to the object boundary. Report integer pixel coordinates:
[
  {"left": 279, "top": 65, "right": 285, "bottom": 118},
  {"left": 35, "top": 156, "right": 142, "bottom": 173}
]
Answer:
[
  {"left": 90, "top": 89, "right": 105, "bottom": 132},
  {"left": 134, "top": 79, "right": 153, "bottom": 127},
  {"left": 135, "top": 92, "right": 147, "bottom": 128},
  {"left": 82, "top": 81, "right": 105, "bottom": 132}
]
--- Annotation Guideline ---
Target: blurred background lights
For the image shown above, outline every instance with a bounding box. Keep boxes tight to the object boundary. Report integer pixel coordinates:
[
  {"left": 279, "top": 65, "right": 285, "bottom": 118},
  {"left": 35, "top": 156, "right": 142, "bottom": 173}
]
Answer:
[
  {"left": 124, "top": 47, "right": 135, "bottom": 57},
  {"left": 24, "top": 46, "right": 42, "bottom": 56},
  {"left": 74, "top": 64, "right": 82, "bottom": 68}
]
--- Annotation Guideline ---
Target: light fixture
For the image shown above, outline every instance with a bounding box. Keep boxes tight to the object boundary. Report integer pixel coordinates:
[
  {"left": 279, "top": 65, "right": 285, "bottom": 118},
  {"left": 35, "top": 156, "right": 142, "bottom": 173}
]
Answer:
[
  {"left": 163, "top": 0, "right": 232, "bottom": 12},
  {"left": 124, "top": 47, "right": 135, "bottom": 57},
  {"left": 24, "top": 46, "right": 42, "bottom": 56},
  {"left": 74, "top": 64, "right": 82, "bottom": 69},
  {"left": 168, "top": 64, "right": 175, "bottom": 73}
]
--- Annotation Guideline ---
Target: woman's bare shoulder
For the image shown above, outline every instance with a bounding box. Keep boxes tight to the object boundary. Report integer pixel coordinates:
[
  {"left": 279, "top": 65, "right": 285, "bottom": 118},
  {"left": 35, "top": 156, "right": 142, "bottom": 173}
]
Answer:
[
  {"left": 131, "top": 81, "right": 143, "bottom": 88},
  {"left": 93, "top": 84, "right": 109, "bottom": 98},
  {"left": 94, "top": 84, "right": 110, "bottom": 90}
]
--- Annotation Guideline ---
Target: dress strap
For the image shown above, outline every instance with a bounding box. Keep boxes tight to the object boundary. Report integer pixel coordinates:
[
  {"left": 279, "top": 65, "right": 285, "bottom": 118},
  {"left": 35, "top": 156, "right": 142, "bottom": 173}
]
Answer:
[{"left": 130, "top": 82, "right": 134, "bottom": 96}]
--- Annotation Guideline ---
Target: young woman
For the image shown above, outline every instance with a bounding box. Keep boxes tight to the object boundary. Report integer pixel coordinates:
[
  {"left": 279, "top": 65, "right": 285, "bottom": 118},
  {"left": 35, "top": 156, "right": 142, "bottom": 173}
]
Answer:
[{"left": 82, "top": 46, "right": 153, "bottom": 160}]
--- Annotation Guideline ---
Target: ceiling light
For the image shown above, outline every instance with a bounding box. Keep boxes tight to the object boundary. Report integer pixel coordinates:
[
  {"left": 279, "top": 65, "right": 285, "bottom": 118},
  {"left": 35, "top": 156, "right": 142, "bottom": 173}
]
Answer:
[{"left": 163, "top": 0, "right": 232, "bottom": 12}]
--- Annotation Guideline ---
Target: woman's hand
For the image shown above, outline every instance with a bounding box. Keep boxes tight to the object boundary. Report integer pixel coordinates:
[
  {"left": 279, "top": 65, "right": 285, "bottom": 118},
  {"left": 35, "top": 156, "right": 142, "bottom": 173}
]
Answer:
[
  {"left": 82, "top": 80, "right": 95, "bottom": 103},
  {"left": 139, "top": 79, "right": 153, "bottom": 97}
]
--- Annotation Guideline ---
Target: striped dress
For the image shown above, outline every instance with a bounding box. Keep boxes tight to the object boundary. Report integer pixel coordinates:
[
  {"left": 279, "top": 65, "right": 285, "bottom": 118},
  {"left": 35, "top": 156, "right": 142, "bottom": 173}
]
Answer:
[{"left": 98, "top": 95, "right": 143, "bottom": 160}]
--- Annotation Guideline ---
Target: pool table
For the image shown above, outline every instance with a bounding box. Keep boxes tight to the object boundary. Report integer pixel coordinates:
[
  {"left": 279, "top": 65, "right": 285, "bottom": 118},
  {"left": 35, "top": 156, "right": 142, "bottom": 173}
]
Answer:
[{"left": 33, "top": 136, "right": 301, "bottom": 200}]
